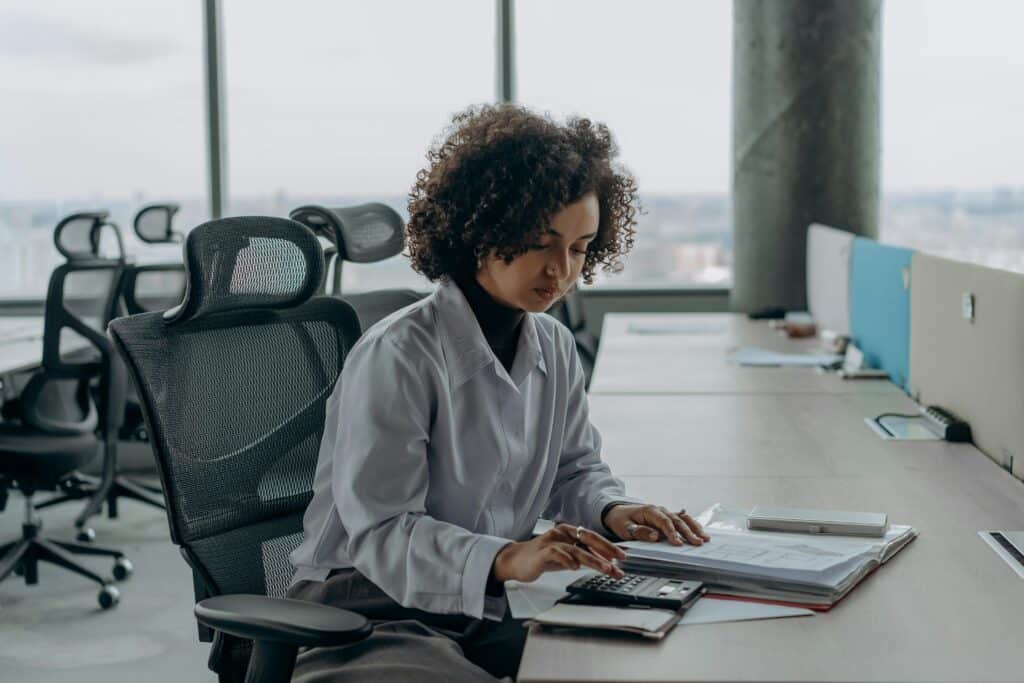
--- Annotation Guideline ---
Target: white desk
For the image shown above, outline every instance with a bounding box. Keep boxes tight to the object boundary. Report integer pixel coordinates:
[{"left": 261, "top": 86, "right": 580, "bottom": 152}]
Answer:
[
  {"left": 0, "top": 317, "right": 46, "bottom": 396},
  {"left": 520, "top": 391, "right": 1024, "bottom": 682},
  {"left": 518, "top": 315, "right": 1024, "bottom": 683},
  {"left": 589, "top": 313, "right": 898, "bottom": 396}
]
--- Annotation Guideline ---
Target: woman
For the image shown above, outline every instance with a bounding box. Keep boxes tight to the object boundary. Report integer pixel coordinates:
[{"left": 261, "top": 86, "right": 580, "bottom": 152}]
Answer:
[{"left": 288, "top": 104, "right": 709, "bottom": 682}]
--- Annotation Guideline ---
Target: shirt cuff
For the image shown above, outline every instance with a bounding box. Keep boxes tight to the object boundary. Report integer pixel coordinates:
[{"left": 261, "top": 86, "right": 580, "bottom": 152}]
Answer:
[
  {"left": 461, "top": 534, "right": 512, "bottom": 620},
  {"left": 592, "top": 494, "right": 643, "bottom": 537}
]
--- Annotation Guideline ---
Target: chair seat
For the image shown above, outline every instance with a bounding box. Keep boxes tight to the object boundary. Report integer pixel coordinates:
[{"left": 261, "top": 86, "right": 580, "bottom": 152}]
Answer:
[{"left": 0, "top": 421, "right": 98, "bottom": 485}]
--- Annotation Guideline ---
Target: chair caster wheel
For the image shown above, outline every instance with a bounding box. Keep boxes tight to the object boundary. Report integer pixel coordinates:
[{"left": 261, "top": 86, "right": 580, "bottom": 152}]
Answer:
[
  {"left": 112, "top": 558, "right": 133, "bottom": 581},
  {"left": 98, "top": 585, "right": 120, "bottom": 609},
  {"left": 77, "top": 528, "right": 96, "bottom": 543}
]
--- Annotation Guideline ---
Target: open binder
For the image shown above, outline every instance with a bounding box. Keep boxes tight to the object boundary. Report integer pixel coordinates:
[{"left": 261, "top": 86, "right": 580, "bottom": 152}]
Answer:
[{"left": 620, "top": 504, "right": 917, "bottom": 610}]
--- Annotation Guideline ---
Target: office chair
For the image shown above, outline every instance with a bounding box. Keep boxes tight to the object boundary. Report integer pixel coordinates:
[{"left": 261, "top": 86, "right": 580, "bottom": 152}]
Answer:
[
  {"left": 118, "top": 204, "right": 188, "bottom": 448},
  {"left": 0, "top": 212, "right": 131, "bottom": 609},
  {"left": 550, "top": 287, "right": 599, "bottom": 389},
  {"left": 123, "top": 202, "right": 187, "bottom": 315},
  {"left": 32, "top": 213, "right": 165, "bottom": 534},
  {"left": 289, "top": 203, "right": 425, "bottom": 331},
  {"left": 109, "top": 216, "right": 371, "bottom": 683}
]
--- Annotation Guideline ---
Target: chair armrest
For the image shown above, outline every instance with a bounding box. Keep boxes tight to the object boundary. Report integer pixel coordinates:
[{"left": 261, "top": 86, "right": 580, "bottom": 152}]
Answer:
[{"left": 195, "top": 594, "right": 372, "bottom": 648}]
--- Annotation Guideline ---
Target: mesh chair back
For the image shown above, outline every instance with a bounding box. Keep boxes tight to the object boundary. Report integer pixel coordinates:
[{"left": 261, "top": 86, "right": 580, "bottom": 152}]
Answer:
[
  {"left": 110, "top": 216, "right": 361, "bottom": 599},
  {"left": 345, "top": 288, "right": 425, "bottom": 332},
  {"left": 290, "top": 203, "right": 405, "bottom": 295},
  {"left": 133, "top": 203, "right": 182, "bottom": 244},
  {"left": 54, "top": 211, "right": 125, "bottom": 262},
  {"left": 24, "top": 233, "right": 126, "bottom": 436},
  {"left": 120, "top": 264, "right": 188, "bottom": 315}
]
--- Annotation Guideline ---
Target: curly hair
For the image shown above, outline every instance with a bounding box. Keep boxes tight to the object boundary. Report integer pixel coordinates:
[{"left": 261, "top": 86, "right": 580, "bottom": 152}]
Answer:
[{"left": 406, "top": 104, "right": 639, "bottom": 284}]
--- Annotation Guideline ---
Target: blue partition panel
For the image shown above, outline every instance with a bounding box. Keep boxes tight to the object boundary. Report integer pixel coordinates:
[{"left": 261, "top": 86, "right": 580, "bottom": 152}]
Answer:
[{"left": 849, "top": 239, "right": 914, "bottom": 389}]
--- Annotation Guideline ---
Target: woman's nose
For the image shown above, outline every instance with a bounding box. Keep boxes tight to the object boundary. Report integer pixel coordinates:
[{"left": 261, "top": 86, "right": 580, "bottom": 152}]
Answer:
[{"left": 548, "top": 249, "right": 570, "bottom": 279}]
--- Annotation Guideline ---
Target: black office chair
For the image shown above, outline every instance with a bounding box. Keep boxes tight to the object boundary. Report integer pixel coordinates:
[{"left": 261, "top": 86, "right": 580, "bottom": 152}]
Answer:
[
  {"left": 109, "top": 216, "right": 370, "bottom": 683},
  {"left": 31, "top": 213, "right": 167, "bottom": 529},
  {"left": 289, "top": 203, "right": 425, "bottom": 330},
  {"left": 0, "top": 212, "right": 131, "bottom": 609},
  {"left": 550, "top": 287, "right": 599, "bottom": 389},
  {"left": 118, "top": 204, "right": 188, "bottom": 447}
]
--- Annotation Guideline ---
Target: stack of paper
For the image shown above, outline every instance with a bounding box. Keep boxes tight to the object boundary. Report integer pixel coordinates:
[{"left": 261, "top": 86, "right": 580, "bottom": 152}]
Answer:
[
  {"left": 620, "top": 504, "right": 917, "bottom": 609},
  {"left": 730, "top": 346, "right": 843, "bottom": 367}
]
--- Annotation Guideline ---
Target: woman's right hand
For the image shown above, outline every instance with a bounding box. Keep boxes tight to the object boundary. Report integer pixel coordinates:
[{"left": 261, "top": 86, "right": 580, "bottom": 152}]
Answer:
[{"left": 490, "top": 523, "right": 627, "bottom": 584}]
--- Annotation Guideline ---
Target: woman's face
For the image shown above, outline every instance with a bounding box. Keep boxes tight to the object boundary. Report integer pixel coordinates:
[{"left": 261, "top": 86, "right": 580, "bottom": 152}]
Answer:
[{"left": 477, "top": 192, "right": 599, "bottom": 313}]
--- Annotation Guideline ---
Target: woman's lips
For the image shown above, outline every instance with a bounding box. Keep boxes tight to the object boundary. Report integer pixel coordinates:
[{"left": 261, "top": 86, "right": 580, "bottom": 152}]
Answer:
[{"left": 534, "top": 287, "right": 557, "bottom": 300}]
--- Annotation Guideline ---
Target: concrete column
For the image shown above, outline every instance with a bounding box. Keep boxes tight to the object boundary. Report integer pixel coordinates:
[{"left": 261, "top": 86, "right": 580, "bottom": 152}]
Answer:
[{"left": 731, "top": 0, "right": 881, "bottom": 312}]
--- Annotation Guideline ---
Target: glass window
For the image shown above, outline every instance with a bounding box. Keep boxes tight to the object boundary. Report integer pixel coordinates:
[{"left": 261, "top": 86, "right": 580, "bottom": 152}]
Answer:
[
  {"left": 0, "top": 1, "right": 207, "bottom": 299},
  {"left": 516, "top": 0, "right": 733, "bottom": 288},
  {"left": 882, "top": 0, "right": 1024, "bottom": 271},
  {"left": 223, "top": 0, "right": 493, "bottom": 292}
]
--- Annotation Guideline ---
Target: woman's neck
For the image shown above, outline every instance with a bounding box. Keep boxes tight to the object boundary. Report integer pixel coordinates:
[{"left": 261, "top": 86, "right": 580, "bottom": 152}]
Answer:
[{"left": 456, "top": 276, "right": 525, "bottom": 371}]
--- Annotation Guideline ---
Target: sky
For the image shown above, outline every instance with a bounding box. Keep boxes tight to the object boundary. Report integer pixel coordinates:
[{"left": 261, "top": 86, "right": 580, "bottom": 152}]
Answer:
[{"left": 0, "top": 0, "right": 1022, "bottom": 202}]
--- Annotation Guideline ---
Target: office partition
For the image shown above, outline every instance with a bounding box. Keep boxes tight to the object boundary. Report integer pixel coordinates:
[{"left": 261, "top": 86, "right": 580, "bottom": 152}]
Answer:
[
  {"left": 850, "top": 238, "right": 914, "bottom": 389},
  {"left": 806, "top": 223, "right": 853, "bottom": 335},
  {"left": 909, "top": 253, "right": 1024, "bottom": 481}
]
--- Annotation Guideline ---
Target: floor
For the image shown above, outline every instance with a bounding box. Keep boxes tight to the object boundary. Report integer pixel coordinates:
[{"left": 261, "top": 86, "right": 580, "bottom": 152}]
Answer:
[{"left": 0, "top": 466, "right": 211, "bottom": 682}]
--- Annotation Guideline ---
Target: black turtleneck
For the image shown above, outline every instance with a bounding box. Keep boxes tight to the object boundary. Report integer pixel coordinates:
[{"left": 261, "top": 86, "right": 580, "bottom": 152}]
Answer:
[{"left": 456, "top": 276, "right": 525, "bottom": 373}]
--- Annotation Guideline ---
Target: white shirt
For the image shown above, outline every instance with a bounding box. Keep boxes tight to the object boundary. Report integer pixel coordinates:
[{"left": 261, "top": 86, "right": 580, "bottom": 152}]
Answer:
[{"left": 289, "top": 279, "right": 636, "bottom": 620}]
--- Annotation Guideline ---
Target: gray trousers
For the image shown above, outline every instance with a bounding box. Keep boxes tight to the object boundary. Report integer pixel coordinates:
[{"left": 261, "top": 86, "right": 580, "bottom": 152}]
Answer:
[{"left": 286, "top": 569, "right": 527, "bottom": 682}]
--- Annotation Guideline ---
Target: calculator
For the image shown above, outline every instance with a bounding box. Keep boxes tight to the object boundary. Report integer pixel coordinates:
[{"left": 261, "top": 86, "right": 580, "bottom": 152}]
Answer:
[{"left": 565, "top": 572, "right": 704, "bottom": 610}]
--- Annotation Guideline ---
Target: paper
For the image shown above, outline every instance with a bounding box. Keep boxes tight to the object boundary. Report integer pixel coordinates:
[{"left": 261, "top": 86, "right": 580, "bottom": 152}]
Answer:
[
  {"left": 507, "top": 568, "right": 815, "bottom": 626},
  {"left": 730, "top": 346, "right": 842, "bottom": 367},
  {"left": 532, "top": 603, "right": 678, "bottom": 634},
  {"left": 679, "top": 597, "right": 814, "bottom": 625},
  {"left": 622, "top": 530, "right": 857, "bottom": 573},
  {"left": 626, "top": 321, "right": 727, "bottom": 336},
  {"left": 506, "top": 568, "right": 595, "bottom": 619}
]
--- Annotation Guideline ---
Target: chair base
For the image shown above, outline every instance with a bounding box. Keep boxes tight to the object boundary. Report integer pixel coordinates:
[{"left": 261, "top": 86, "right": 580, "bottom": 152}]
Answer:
[
  {"left": 36, "top": 473, "right": 165, "bottom": 528},
  {"left": 0, "top": 519, "right": 130, "bottom": 609}
]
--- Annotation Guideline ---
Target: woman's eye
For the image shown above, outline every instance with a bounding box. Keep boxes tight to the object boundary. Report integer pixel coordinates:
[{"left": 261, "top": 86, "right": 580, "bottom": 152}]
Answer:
[{"left": 571, "top": 247, "right": 588, "bottom": 256}]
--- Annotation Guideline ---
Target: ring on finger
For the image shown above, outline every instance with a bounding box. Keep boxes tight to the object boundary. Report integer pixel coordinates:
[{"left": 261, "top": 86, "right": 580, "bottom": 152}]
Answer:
[
  {"left": 625, "top": 523, "right": 640, "bottom": 539},
  {"left": 575, "top": 525, "right": 584, "bottom": 542}
]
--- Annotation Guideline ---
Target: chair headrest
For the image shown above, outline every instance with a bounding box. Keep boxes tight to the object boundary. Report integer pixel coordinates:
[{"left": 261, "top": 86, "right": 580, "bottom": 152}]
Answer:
[
  {"left": 289, "top": 202, "right": 404, "bottom": 264},
  {"left": 54, "top": 211, "right": 125, "bottom": 261},
  {"left": 134, "top": 203, "right": 182, "bottom": 244},
  {"left": 163, "top": 216, "right": 325, "bottom": 324}
]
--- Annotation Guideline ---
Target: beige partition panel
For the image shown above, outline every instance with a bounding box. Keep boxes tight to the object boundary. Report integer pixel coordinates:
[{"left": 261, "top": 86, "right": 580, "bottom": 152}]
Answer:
[
  {"left": 909, "top": 253, "right": 1024, "bottom": 480},
  {"left": 806, "top": 223, "right": 853, "bottom": 335}
]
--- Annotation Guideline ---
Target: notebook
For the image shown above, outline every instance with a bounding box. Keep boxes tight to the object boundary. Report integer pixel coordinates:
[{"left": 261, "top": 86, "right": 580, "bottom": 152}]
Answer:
[{"left": 529, "top": 603, "right": 682, "bottom": 640}]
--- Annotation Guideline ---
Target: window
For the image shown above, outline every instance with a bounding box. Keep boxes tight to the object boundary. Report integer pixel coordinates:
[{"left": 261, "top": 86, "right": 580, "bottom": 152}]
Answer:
[
  {"left": 882, "top": 0, "right": 1024, "bottom": 271},
  {"left": 0, "top": 1, "right": 207, "bottom": 299},
  {"left": 516, "top": 0, "right": 733, "bottom": 288},
  {"left": 222, "top": 0, "right": 493, "bottom": 292}
]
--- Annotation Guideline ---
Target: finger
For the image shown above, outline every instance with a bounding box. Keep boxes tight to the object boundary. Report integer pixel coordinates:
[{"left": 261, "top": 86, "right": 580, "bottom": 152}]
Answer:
[
  {"left": 680, "top": 512, "right": 711, "bottom": 541},
  {"left": 641, "top": 507, "right": 684, "bottom": 545},
  {"left": 668, "top": 512, "right": 704, "bottom": 546},
  {"left": 628, "top": 523, "right": 661, "bottom": 543},
  {"left": 566, "top": 544, "right": 623, "bottom": 578},
  {"left": 546, "top": 545, "right": 581, "bottom": 571},
  {"left": 576, "top": 527, "right": 627, "bottom": 560},
  {"left": 551, "top": 523, "right": 584, "bottom": 544}
]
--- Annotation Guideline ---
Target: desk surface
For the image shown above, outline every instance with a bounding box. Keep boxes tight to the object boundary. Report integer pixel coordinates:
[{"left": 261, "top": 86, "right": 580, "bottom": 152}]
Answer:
[
  {"left": 0, "top": 316, "right": 45, "bottom": 377},
  {"left": 589, "top": 313, "right": 898, "bottom": 396},
  {"left": 521, "top": 391, "right": 1024, "bottom": 682},
  {"left": 520, "top": 315, "right": 1024, "bottom": 683}
]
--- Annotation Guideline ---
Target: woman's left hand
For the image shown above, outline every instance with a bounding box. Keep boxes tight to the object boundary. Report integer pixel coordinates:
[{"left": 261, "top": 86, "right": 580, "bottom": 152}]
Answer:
[{"left": 602, "top": 504, "right": 711, "bottom": 546}]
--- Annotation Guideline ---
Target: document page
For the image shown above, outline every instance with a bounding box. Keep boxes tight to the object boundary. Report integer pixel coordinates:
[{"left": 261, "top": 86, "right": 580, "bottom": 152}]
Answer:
[{"left": 622, "top": 529, "right": 858, "bottom": 572}]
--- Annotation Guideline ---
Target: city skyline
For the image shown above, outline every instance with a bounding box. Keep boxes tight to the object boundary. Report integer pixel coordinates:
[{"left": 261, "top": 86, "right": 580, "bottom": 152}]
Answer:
[{"left": 3, "top": 187, "right": 1024, "bottom": 297}]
